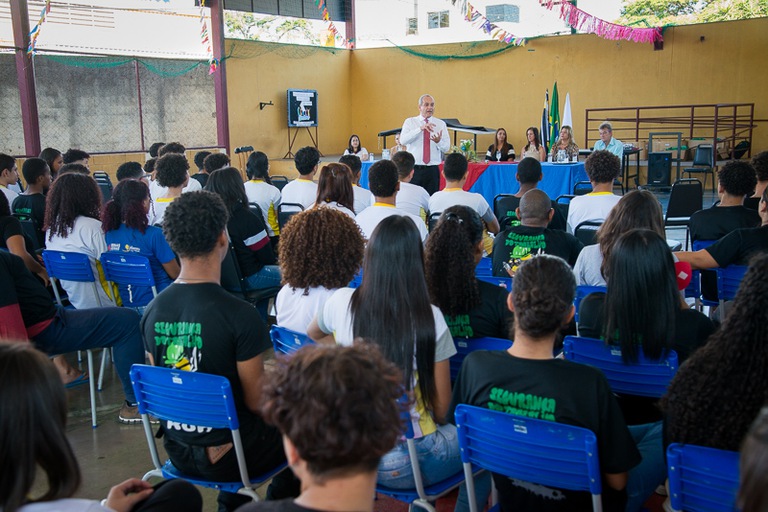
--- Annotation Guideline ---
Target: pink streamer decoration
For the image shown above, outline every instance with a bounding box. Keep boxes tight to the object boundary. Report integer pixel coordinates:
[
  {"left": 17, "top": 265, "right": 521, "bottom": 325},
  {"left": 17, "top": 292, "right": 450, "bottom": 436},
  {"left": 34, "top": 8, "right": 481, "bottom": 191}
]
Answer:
[{"left": 544, "top": 0, "right": 662, "bottom": 44}]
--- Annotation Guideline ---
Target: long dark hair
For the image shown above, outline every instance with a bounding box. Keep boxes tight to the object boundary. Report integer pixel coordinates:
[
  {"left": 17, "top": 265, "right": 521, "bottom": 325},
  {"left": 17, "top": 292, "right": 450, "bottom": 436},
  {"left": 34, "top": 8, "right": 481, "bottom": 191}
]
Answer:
[
  {"left": 661, "top": 254, "right": 768, "bottom": 452},
  {"left": 101, "top": 179, "right": 150, "bottom": 233},
  {"left": 494, "top": 127, "right": 512, "bottom": 155},
  {"left": 602, "top": 229, "right": 677, "bottom": 362},
  {"left": 315, "top": 163, "right": 355, "bottom": 213},
  {"left": 524, "top": 126, "right": 541, "bottom": 151},
  {"left": 39, "top": 147, "right": 62, "bottom": 178},
  {"left": 246, "top": 151, "right": 272, "bottom": 185},
  {"left": 44, "top": 173, "right": 102, "bottom": 240},
  {"left": 347, "top": 134, "right": 363, "bottom": 155},
  {"left": 0, "top": 343, "right": 81, "bottom": 512},
  {"left": 205, "top": 166, "right": 249, "bottom": 215},
  {"left": 425, "top": 205, "right": 482, "bottom": 316},
  {"left": 350, "top": 215, "right": 437, "bottom": 413}
]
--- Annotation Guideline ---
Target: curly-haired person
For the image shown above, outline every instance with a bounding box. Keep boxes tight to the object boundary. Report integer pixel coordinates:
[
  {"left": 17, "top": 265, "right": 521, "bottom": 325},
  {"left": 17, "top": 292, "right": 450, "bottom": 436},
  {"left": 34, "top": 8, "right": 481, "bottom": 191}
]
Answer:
[
  {"left": 425, "top": 205, "right": 511, "bottom": 339},
  {"left": 661, "top": 253, "right": 768, "bottom": 453},
  {"left": 567, "top": 149, "right": 621, "bottom": 233},
  {"left": 750, "top": 150, "right": 768, "bottom": 199},
  {"left": 149, "top": 153, "right": 189, "bottom": 225},
  {"left": 235, "top": 344, "right": 403, "bottom": 512},
  {"left": 275, "top": 207, "right": 364, "bottom": 333}
]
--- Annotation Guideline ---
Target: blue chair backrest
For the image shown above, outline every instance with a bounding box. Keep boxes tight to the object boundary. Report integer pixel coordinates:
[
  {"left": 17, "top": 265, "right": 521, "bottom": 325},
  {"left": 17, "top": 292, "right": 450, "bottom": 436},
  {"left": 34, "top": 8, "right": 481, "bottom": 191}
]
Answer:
[
  {"left": 574, "top": 285, "right": 606, "bottom": 323},
  {"left": 269, "top": 325, "right": 315, "bottom": 356},
  {"left": 43, "top": 250, "right": 96, "bottom": 282},
  {"left": 455, "top": 404, "right": 602, "bottom": 496},
  {"left": 450, "top": 337, "right": 513, "bottom": 381},
  {"left": 563, "top": 335, "right": 679, "bottom": 398},
  {"left": 476, "top": 274, "right": 512, "bottom": 290},
  {"left": 716, "top": 265, "right": 748, "bottom": 302},
  {"left": 130, "top": 364, "right": 240, "bottom": 430},
  {"left": 475, "top": 257, "right": 492, "bottom": 276},
  {"left": 100, "top": 252, "right": 158, "bottom": 307},
  {"left": 667, "top": 443, "right": 740, "bottom": 512}
]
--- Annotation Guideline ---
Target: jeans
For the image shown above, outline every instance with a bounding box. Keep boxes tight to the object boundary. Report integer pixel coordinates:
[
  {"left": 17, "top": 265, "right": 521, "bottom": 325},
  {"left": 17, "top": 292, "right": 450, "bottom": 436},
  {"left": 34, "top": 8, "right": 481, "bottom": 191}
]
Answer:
[
  {"left": 626, "top": 421, "right": 665, "bottom": 512},
  {"left": 243, "top": 265, "right": 282, "bottom": 291},
  {"left": 32, "top": 306, "right": 145, "bottom": 402}
]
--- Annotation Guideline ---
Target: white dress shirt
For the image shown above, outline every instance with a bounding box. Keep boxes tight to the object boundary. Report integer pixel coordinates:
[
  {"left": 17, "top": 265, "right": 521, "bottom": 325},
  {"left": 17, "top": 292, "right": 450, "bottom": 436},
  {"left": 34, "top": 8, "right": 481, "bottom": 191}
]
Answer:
[{"left": 400, "top": 115, "right": 450, "bottom": 166}]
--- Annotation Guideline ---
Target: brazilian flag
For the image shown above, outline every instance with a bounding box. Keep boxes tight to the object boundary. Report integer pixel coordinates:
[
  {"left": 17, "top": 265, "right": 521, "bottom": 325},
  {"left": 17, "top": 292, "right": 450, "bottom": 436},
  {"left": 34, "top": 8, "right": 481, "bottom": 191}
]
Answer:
[{"left": 549, "top": 82, "right": 560, "bottom": 149}]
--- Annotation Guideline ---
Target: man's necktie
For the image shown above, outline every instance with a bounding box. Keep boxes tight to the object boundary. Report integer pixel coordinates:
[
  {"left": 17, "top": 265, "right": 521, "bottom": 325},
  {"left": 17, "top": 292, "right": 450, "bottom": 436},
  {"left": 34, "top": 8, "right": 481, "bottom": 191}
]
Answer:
[{"left": 422, "top": 120, "right": 431, "bottom": 164}]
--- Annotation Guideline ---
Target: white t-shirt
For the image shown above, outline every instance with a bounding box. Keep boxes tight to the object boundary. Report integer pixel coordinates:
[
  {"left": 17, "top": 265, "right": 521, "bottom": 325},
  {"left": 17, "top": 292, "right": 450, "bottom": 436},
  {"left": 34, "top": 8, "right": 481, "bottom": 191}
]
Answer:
[
  {"left": 352, "top": 185, "right": 373, "bottom": 214},
  {"left": 566, "top": 192, "right": 621, "bottom": 233},
  {"left": 428, "top": 188, "right": 496, "bottom": 225},
  {"left": 276, "top": 285, "right": 337, "bottom": 334},
  {"left": 18, "top": 499, "right": 109, "bottom": 512},
  {"left": 46, "top": 216, "right": 114, "bottom": 309},
  {"left": 244, "top": 179, "right": 282, "bottom": 237},
  {"left": 313, "top": 201, "right": 355, "bottom": 219},
  {"left": 396, "top": 181, "right": 430, "bottom": 220},
  {"left": 1, "top": 184, "right": 19, "bottom": 204},
  {"left": 281, "top": 179, "right": 317, "bottom": 211},
  {"left": 355, "top": 204, "right": 428, "bottom": 242},
  {"left": 148, "top": 197, "right": 176, "bottom": 226},
  {"left": 149, "top": 176, "right": 201, "bottom": 201}
]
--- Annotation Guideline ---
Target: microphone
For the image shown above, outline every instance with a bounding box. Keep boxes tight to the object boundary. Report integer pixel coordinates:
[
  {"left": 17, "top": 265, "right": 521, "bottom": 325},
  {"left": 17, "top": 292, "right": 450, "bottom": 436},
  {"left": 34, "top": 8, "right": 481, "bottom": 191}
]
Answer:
[{"left": 234, "top": 146, "right": 254, "bottom": 154}]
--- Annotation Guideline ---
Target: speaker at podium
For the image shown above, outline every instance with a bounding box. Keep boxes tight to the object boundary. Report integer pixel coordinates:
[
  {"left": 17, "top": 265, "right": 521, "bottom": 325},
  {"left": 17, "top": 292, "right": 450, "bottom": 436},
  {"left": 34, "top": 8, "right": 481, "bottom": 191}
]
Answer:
[{"left": 647, "top": 152, "right": 672, "bottom": 187}]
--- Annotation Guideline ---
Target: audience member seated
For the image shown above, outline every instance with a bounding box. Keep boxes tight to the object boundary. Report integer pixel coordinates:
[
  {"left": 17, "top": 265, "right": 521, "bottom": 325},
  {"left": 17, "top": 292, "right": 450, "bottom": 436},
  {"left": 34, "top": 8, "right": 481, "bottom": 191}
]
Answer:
[
  {"left": 676, "top": 187, "right": 768, "bottom": 270},
  {"left": 102, "top": 179, "right": 180, "bottom": 306},
  {"left": 393, "top": 150, "right": 430, "bottom": 220},
  {"left": 661, "top": 254, "right": 768, "bottom": 454},
  {"left": 428, "top": 153, "right": 500, "bottom": 235},
  {"left": 492, "top": 189, "right": 583, "bottom": 276},
  {"left": 116, "top": 161, "right": 147, "bottom": 182},
  {"left": 44, "top": 173, "right": 114, "bottom": 308},
  {"left": 39, "top": 147, "right": 63, "bottom": 180},
  {"left": 0, "top": 252, "right": 147, "bottom": 423},
  {"left": 235, "top": 344, "right": 402, "bottom": 512},
  {"left": 494, "top": 157, "right": 566, "bottom": 231},
  {"left": 573, "top": 190, "right": 666, "bottom": 286},
  {"left": 282, "top": 146, "right": 320, "bottom": 211},
  {"left": 148, "top": 154, "right": 189, "bottom": 226},
  {"left": 203, "top": 152, "right": 231, "bottom": 177},
  {"left": 449, "top": 255, "right": 647, "bottom": 512},
  {"left": 313, "top": 163, "right": 356, "bottom": 218},
  {"left": 354, "top": 160, "right": 428, "bottom": 242},
  {"left": 149, "top": 143, "right": 201, "bottom": 197},
  {"left": 738, "top": 407, "right": 768, "bottom": 512},
  {"left": 343, "top": 134, "right": 369, "bottom": 161},
  {"left": 275, "top": 208, "right": 363, "bottom": 333},
  {"left": 567, "top": 150, "right": 622, "bottom": 233},
  {"left": 57, "top": 163, "right": 90, "bottom": 176},
  {"left": 485, "top": 127, "right": 515, "bottom": 162},
  {"left": 0, "top": 192, "right": 48, "bottom": 285},
  {"left": 0, "top": 153, "right": 19, "bottom": 204},
  {"left": 0, "top": 342, "right": 203, "bottom": 512},
  {"left": 549, "top": 125, "right": 580, "bottom": 161},
  {"left": 62, "top": 148, "right": 90, "bottom": 168},
  {"left": 339, "top": 154, "right": 372, "bottom": 214},
  {"left": 141, "top": 191, "right": 299, "bottom": 511},
  {"left": 593, "top": 121, "right": 624, "bottom": 158},
  {"left": 191, "top": 150, "right": 212, "bottom": 187},
  {"left": 520, "top": 126, "right": 546, "bottom": 161},
  {"left": 426, "top": 206, "right": 511, "bottom": 339},
  {"left": 11, "top": 157, "right": 51, "bottom": 249},
  {"left": 750, "top": 150, "right": 768, "bottom": 200},
  {"left": 206, "top": 167, "right": 280, "bottom": 291},
  {"left": 148, "top": 142, "right": 164, "bottom": 159},
  {"left": 244, "top": 151, "right": 281, "bottom": 247},
  {"left": 690, "top": 160, "right": 760, "bottom": 301}
]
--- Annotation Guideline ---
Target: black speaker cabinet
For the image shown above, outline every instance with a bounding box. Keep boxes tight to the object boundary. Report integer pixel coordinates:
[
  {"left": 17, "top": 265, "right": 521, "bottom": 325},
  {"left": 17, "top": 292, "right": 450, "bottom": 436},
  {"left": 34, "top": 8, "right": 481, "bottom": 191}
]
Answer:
[{"left": 647, "top": 152, "right": 672, "bottom": 187}]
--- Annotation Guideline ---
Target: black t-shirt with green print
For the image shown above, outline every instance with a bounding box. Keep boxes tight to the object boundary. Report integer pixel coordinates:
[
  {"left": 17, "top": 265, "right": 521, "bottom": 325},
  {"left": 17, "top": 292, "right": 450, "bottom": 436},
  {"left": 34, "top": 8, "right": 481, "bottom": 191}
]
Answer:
[
  {"left": 442, "top": 279, "right": 512, "bottom": 340},
  {"left": 491, "top": 225, "right": 583, "bottom": 277}
]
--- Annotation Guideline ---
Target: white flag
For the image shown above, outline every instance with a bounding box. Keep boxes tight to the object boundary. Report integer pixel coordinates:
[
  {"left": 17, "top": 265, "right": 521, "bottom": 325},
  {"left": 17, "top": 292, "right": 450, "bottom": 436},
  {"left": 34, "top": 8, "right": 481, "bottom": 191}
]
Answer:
[{"left": 562, "top": 92, "right": 573, "bottom": 129}]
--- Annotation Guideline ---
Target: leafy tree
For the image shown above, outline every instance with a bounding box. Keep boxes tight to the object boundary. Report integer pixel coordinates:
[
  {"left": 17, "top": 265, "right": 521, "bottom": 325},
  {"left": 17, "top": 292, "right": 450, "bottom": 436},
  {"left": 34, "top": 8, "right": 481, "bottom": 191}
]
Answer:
[{"left": 619, "top": 0, "right": 768, "bottom": 25}]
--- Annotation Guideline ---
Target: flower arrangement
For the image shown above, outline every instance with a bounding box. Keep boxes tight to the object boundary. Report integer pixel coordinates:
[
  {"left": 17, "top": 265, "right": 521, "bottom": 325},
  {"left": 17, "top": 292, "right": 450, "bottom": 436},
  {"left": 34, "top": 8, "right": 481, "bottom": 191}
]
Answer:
[{"left": 451, "top": 139, "right": 478, "bottom": 162}]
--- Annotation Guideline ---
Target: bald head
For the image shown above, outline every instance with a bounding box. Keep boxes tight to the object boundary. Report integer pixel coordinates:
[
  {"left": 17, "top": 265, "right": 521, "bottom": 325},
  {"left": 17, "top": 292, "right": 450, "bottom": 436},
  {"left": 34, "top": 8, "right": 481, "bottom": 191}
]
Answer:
[{"left": 519, "top": 189, "right": 553, "bottom": 226}]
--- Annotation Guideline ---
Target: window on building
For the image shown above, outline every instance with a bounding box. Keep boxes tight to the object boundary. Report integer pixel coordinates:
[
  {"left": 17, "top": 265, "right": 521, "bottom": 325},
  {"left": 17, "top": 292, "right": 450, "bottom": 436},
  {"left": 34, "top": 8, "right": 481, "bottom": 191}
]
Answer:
[
  {"left": 406, "top": 17, "right": 418, "bottom": 35},
  {"left": 486, "top": 4, "right": 520, "bottom": 23},
  {"left": 427, "top": 11, "right": 449, "bottom": 29}
]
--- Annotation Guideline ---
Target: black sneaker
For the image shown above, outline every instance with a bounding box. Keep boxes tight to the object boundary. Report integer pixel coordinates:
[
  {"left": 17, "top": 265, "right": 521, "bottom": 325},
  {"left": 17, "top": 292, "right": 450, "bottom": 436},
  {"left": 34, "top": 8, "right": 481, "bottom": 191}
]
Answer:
[{"left": 118, "top": 402, "right": 159, "bottom": 424}]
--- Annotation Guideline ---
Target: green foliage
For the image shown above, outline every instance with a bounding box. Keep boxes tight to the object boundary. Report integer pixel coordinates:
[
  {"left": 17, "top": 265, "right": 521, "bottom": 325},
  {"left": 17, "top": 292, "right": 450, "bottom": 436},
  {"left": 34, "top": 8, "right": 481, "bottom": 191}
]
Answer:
[
  {"left": 224, "top": 12, "right": 320, "bottom": 44},
  {"left": 619, "top": 0, "right": 768, "bottom": 25}
]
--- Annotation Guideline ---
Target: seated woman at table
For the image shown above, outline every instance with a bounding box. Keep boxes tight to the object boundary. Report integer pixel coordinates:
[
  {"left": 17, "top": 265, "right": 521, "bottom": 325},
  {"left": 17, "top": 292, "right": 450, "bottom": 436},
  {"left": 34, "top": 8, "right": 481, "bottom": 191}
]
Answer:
[
  {"left": 520, "top": 126, "right": 546, "bottom": 162},
  {"left": 343, "top": 134, "right": 369, "bottom": 161},
  {"left": 550, "top": 125, "right": 580, "bottom": 162},
  {"left": 485, "top": 127, "right": 515, "bottom": 162}
]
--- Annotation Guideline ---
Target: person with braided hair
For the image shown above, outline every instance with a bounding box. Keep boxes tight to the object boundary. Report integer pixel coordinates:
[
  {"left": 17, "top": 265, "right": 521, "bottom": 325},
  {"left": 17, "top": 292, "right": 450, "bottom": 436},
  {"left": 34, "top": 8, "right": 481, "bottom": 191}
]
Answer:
[{"left": 449, "top": 255, "right": 644, "bottom": 512}]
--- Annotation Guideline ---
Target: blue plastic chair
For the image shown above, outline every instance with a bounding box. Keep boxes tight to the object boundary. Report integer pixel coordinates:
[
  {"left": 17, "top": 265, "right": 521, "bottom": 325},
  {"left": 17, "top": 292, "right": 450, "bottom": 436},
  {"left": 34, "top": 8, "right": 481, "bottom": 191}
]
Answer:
[
  {"left": 563, "top": 335, "right": 679, "bottom": 398},
  {"left": 667, "top": 443, "right": 740, "bottom": 512},
  {"left": 269, "top": 325, "right": 315, "bottom": 356},
  {"left": 455, "top": 404, "right": 604, "bottom": 512},
  {"left": 100, "top": 252, "right": 158, "bottom": 307},
  {"left": 42, "top": 249, "right": 106, "bottom": 428},
  {"left": 690, "top": 240, "right": 717, "bottom": 309},
  {"left": 474, "top": 257, "right": 492, "bottom": 276},
  {"left": 130, "top": 364, "right": 287, "bottom": 501},
  {"left": 449, "top": 337, "right": 513, "bottom": 381},
  {"left": 716, "top": 265, "right": 748, "bottom": 310},
  {"left": 574, "top": 285, "right": 606, "bottom": 323},
  {"left": 476, "top": 274, "right": 512, "bottom": 290}
]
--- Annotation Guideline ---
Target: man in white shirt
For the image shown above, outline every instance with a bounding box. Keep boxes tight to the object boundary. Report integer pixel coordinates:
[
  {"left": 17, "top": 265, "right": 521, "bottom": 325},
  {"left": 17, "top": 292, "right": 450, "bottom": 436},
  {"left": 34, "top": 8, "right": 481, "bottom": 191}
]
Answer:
[
  {"left": 567, "top": 150, "right": 622, "bottom": 233},
  {"left": 392, "top": 151, "right": 430, "bottom": 221},
  {"left": 282, "top": 146, "right": 320, "bottom": 211},
  {"left": 400, "top": 94, "right": 450, "bottom": 195},
  {"left": 0, "top": 153, "right": 19, "bottom": 204},
  {"left": 593, "top": 121, "right": 624, "bottom": 159},
  {"left": 339, "top": 154, "right": 372, "bottom": 214},
  {"left": 429, "top": 153, "right": 500, "bottom": 235},
  {"left": 355, "top": 160, "right": 428, "bottom": 242}
]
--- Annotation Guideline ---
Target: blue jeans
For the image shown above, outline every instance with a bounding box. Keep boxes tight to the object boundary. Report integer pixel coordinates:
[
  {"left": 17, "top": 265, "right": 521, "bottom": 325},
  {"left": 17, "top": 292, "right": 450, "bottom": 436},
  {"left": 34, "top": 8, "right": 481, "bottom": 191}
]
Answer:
[
  {"left": 626, "top": 421, "right": 665, "bottom": 512},
  {"left": 243, "top": 265, "right": 282, "bottom": 291},
  {"left": 32, "top": 306, "right": 145, "bottom": 402}
]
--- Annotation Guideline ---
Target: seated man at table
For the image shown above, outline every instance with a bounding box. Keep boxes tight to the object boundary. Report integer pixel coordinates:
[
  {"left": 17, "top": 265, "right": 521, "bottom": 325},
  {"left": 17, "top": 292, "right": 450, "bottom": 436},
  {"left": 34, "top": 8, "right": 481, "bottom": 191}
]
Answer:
[
  {"left": 428, "top": 153, "right": 500, "bottom": 235},
  {"left": 593, "top": 121, "right": 624, "bottom": 158},
  {"left": 567, "top": 150, "right": 622, "bottom": 233},
  {"left": 392, "top": 150, "right": 430, "bottom": 220},
  {"left": 494, "top": 157, "right": 566, "bottom": 231},
  {"left": 492, "top": 189, "right": 583, "bottom": 277}
]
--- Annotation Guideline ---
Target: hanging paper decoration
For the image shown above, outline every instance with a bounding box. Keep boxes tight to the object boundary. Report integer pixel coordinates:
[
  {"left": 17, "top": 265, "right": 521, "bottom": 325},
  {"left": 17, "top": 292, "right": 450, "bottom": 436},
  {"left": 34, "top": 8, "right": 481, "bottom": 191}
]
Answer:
[
  {"left": 198, "top": 0, "right": 218, "bottom": 74},
  {"left": 449, "top": 0, "right": 525, "bottom": 46},
  {"left": 27, "top": 0, "right": 52, "bottom": 55},
  {"left": 543, "top": 1, "right": 662, "bottom": 44},
  {"left": 314, "top": 0, "right": 354, "bottom": 49}
]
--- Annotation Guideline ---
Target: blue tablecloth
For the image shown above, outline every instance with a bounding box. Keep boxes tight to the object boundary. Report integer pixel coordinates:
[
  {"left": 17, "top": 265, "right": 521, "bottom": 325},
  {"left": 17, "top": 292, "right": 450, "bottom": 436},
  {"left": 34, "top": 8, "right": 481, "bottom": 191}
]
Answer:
[{"left": 360, "top": 161, "right": 587, "bottom": 206}]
